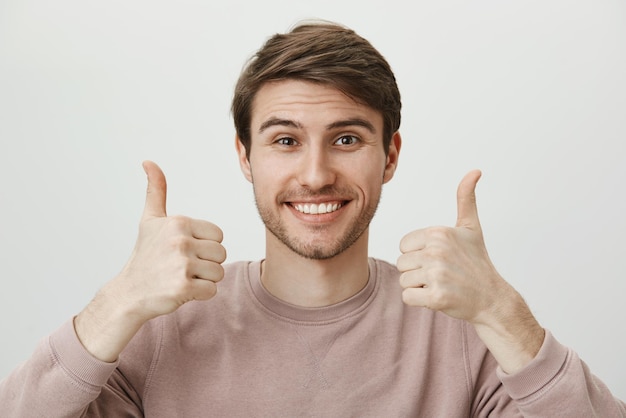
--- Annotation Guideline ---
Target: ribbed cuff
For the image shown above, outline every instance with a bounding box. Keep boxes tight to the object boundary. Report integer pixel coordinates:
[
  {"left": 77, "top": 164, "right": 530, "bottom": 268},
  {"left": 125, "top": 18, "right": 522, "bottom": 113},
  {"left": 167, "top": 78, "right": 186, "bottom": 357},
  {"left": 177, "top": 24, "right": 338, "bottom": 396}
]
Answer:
[
  {"left": 497, "top": 329, "right": 569, "bottom": 400},
  {"left": 48, "top": 318, "right": 119, "bottom": 390}
]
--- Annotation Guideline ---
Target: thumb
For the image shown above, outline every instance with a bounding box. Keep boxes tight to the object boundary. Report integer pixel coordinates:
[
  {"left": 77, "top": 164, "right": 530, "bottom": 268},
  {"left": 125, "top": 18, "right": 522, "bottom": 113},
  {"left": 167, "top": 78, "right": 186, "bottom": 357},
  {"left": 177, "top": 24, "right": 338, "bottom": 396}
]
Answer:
[
  {"left": 456, "top": 169, "right": 482, "bottom": 229},
  {"left": 142, "top": 160, "right": 167, "bottom": 219}
]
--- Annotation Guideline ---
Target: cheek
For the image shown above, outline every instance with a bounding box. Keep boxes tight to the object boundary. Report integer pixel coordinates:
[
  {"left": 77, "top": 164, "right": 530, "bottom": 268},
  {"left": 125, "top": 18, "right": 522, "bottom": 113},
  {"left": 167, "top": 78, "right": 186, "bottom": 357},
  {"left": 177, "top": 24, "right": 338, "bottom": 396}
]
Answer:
[
  {"left": 250, "top": 151, "right": 304, "bottom": 182},
  {"left": 249, "top": 160, "right": 290, "bottom": 197},
  {"left": 349, "top": 160, "right": 386, "bottom": 203},
  {"left": 353, "top": 153, "right": 387, "bottom": 181}
]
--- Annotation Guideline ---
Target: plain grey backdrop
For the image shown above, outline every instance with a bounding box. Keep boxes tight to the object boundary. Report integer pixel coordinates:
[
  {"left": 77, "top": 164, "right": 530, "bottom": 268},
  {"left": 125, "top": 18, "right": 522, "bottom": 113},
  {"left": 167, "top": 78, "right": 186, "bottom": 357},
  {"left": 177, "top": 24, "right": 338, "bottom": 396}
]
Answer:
[{"left": 1, "top": 0, "right": 625, "bottom": 400}]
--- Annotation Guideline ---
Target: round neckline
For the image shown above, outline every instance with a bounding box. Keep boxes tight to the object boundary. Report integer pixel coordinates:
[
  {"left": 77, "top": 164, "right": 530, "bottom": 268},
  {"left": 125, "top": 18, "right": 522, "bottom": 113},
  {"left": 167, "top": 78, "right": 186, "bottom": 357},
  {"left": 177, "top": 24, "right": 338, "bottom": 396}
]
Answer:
[{"left": 246, "top": 258, "right": 379, "bottom": 324}]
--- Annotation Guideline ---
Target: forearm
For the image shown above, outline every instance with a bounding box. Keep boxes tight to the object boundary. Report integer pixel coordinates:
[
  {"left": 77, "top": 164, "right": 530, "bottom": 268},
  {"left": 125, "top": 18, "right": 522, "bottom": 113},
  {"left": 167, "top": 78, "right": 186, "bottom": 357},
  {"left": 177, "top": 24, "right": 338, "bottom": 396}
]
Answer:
[
  {"left": 472, "top": 287, "right": 626, "bottom": 415},
  {"left": 75, "top": 277, "right": 147, "bottom": 363},
  {"left": 472, "top": 286, "right": 545, "bottom": 374}
]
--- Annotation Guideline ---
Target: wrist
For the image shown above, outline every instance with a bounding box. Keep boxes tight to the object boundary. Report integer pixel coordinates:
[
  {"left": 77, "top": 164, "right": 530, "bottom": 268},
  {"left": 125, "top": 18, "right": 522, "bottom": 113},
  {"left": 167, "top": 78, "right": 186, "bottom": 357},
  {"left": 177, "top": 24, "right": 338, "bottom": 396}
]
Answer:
[
  {"left": 74, "top": 283, "right": 146, "bottom": 362},
  {"left": 473, "top": 287, "right": 545, "bottom": 374}
]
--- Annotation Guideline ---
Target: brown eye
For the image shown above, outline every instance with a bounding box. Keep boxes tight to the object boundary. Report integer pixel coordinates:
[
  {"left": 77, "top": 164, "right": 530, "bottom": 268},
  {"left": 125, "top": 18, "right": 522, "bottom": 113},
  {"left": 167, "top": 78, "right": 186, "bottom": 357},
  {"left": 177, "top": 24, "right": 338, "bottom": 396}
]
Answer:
[
  {"left": 334, "top": 135, "right": 358, "bottom": 145},
  {"left": 276, "top": 137, "right": 297, "bottom": 146}
]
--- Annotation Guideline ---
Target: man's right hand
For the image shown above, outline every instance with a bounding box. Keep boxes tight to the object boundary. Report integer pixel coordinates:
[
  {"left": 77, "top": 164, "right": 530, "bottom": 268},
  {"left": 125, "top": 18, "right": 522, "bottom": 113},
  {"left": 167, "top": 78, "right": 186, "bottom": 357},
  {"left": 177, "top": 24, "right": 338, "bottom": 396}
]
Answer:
[{"left": 74, "top": 161, "right": 226, "bottom": 362}]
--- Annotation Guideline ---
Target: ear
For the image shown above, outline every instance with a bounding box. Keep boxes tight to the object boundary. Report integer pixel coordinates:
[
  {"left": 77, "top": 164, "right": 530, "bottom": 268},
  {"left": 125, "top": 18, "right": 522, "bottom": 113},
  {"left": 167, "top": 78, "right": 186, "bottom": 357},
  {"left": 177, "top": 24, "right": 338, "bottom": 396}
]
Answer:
[
  {"left": 235, "top": 136, "right": 253, "bottom": 183},
  {"left": 383, "top": 131, "right": 402, "bottom": 184}
]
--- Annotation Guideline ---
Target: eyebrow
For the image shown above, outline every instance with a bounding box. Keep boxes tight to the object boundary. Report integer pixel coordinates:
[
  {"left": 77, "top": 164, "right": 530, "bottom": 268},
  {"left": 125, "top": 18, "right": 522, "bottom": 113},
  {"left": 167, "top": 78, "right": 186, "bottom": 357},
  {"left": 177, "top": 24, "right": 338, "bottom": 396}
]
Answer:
[
  {"left": 326, "top": 118, "right": 376, "bottom": 134},
  {"left": 258, "top": 117, "right": 376, "bottom": 134},
  {"left": 258, "top": 117, "right": 302, "bottom": 133}
]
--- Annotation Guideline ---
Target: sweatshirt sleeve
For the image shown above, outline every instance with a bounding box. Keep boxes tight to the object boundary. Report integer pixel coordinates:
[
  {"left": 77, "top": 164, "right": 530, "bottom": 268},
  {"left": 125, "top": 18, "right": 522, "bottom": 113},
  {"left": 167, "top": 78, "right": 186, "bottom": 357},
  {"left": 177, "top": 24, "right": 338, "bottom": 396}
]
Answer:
[
  {"left": 497, "top": 330, "right": 626, "bottom": 417},
  {"left": 0, "top": 319, "right": 144, "bottom": 417}
]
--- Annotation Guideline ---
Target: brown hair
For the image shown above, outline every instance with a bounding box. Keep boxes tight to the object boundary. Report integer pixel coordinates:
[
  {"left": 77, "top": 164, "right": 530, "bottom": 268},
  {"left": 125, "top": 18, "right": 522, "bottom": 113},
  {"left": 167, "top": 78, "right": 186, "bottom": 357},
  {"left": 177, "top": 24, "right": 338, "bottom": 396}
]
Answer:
[{"left": 231, "top": 21, "right": 401, "bottom": 158}]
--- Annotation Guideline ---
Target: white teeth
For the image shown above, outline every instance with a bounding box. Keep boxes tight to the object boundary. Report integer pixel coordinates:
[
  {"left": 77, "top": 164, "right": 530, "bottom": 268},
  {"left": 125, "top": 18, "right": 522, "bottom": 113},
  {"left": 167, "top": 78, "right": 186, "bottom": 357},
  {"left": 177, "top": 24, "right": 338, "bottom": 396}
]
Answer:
[{"left": 294, "top": 202, "right": 342, "bottom": 214}]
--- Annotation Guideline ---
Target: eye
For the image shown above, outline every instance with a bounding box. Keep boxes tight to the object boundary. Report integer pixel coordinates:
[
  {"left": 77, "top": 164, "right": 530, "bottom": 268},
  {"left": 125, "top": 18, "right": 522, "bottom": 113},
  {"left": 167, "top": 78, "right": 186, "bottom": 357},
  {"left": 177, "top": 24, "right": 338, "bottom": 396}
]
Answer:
[
  {"left": 334, "top": 135, "right": 359, "bottom": 146},
  {"left": 276, "top": 137, "right": 298, "bottom": 146}
]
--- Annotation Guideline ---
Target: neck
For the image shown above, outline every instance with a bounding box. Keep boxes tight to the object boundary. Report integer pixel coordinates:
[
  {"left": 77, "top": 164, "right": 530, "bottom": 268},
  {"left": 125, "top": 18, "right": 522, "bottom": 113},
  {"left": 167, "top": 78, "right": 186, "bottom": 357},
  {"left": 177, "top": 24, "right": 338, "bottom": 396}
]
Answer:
[{"left": 261, "top": 230, "right": 370, "bottom": 307}]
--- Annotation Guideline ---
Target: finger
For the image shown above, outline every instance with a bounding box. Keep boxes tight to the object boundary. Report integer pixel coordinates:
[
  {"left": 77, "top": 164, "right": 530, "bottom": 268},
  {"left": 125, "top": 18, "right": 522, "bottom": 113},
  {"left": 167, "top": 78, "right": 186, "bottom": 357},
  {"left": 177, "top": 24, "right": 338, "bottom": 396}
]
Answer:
[
  {"left": 195, "top": 240, "right": 227, "bottom": 264},
  {"left": 142, "top": 160, "right": 168, "bottom": 219},
  {"left": 190, "top": 219, "right": 224, "bottom": 243},
  {"left": 398, "top": 270, "right": 427, "bottom": 289},
  {"left": 189, "top": 259, "right": 225, "bottom": 283},
  {"left": 401, "top": 287, "right": 431, "bottom": 307},
  {"left": 399, "top": 229, "right": 427, "bottom": 254},
  {"left": 456, "top": 169, "right": 482, "bottom": 229},
  {"left": 187, "top": 279, "right": 218, "bottom": 301},
  {"left": 396, "top": 251, "right": 423, "bottom": 273}
]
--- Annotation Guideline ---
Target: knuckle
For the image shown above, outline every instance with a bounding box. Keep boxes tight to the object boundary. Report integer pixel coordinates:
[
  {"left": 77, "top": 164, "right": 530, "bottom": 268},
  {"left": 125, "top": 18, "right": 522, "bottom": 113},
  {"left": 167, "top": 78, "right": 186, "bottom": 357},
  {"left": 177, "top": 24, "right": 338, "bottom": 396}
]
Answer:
[
  {"left": 428, "top": 290, "right": 447, "bottom": 310},
  {"left": 169, "top": 215, "right": 191, "bottom": 231},
  {"left": 428, "top": 265, "right": 448, "bottom": 282},
  {"left": 180, "top": 260, "right": 194, "bottom": 279},
  {"left": 427, "top": 226, "right": 452, "bottom": 241},
  {"left": 171, "top": 236, "right": 192, "bottom": 253},
  {"left": 424, "top": 245, "right": 447, "bottom": 261}
]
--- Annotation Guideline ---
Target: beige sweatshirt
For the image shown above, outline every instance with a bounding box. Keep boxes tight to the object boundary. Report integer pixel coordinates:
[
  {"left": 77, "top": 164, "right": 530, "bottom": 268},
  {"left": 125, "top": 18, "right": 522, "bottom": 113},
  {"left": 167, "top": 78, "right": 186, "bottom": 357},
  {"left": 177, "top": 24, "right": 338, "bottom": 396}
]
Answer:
[{"left": 1, "top": 259, "right": 624, "bottom": 417}]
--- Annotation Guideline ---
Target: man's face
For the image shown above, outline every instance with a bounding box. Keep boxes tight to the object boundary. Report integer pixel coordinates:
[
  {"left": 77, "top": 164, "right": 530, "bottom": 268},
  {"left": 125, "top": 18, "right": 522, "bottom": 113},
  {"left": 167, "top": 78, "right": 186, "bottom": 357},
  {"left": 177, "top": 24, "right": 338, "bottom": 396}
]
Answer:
[{"left": 237, "top": 79, "right": 400, "bottom": 260}]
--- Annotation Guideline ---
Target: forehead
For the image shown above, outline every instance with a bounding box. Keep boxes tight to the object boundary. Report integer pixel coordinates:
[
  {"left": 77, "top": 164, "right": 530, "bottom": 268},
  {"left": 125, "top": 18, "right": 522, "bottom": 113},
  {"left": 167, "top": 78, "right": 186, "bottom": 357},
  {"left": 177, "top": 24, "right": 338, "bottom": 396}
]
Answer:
[{"left": 250, "top": 79, "right": 383, "bottom": 132}]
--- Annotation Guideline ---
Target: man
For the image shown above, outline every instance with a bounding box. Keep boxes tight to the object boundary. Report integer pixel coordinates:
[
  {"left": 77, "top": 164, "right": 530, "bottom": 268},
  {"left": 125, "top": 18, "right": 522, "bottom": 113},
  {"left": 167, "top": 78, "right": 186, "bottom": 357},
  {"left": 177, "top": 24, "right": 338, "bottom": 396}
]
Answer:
[{"left": 1, "top": 21, "right": 624, "bottom": 417}]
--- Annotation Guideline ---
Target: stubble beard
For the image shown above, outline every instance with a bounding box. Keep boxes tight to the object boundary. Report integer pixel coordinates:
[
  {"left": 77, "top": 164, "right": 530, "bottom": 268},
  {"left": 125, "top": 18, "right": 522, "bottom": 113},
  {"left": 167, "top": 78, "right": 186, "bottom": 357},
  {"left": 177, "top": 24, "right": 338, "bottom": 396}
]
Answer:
[{"left": 254, "top": 185, "right": 382, "bottom": 260}]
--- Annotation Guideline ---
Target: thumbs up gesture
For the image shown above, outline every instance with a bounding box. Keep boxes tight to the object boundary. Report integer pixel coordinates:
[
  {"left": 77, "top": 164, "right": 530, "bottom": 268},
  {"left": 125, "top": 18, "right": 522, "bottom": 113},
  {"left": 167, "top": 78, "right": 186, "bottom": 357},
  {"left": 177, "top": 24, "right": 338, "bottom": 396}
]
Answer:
[
  {"left": 74, "top": 161, "right": 226, "bottom": 362},
  {"left": 397, "top": 170, "right": 503, "bottom": 323},
  {"left": 397, "top": 170, "right": 544, "bottom": 373},
  {"left": 121, "top": 161, "right": 227, "bottom": 318}
]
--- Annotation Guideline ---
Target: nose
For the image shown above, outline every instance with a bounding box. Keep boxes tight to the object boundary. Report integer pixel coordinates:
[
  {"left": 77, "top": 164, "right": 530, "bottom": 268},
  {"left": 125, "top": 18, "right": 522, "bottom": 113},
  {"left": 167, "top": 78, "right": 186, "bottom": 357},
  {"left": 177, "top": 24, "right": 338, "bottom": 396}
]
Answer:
[{"left": 297, "top": 146, "right": 336, "bottom": 190}]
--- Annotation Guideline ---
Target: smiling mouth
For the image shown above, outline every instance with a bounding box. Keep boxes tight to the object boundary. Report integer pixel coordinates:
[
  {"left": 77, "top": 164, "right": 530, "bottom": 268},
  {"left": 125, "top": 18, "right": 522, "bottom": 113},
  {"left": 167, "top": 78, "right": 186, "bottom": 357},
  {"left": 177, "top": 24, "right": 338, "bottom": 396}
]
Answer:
[{"left": 291, "top": 202, "right": 344, "bottom": 215}]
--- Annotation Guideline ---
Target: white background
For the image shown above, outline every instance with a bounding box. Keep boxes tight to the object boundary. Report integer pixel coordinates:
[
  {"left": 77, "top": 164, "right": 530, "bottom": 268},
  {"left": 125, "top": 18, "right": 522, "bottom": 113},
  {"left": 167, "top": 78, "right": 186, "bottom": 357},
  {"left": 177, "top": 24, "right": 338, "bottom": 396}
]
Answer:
[{"left": 1, "top": 0, "right": 625, "bottom": 401}]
